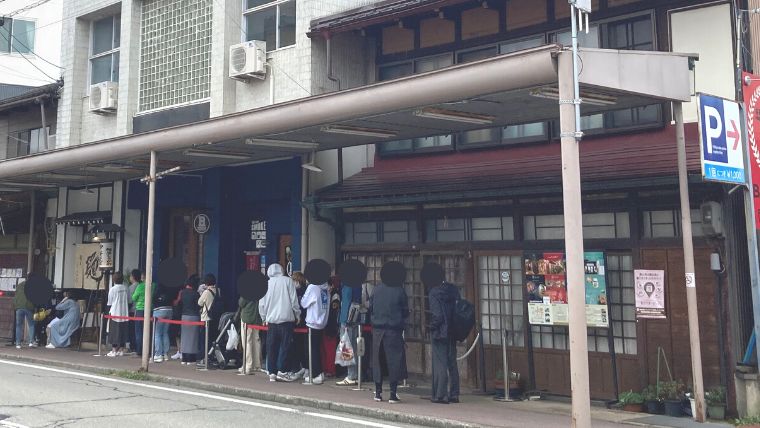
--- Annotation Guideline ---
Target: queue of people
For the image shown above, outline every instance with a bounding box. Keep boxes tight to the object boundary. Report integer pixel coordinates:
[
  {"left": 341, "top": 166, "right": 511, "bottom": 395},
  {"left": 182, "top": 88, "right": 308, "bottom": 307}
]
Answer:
[{"left": 11, "top": 260, "right": 464, "bottom": 406}]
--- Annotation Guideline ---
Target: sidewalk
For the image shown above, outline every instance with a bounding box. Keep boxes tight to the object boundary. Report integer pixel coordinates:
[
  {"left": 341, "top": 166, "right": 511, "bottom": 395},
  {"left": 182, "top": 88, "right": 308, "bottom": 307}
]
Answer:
[{"left": 0, "top": 344, "right": 730, "bottom": 428}]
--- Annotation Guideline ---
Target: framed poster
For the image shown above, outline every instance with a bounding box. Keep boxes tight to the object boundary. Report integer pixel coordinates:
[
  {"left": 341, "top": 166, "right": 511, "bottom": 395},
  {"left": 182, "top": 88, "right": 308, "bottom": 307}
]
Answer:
[
  {"left": 524, "top": 251, "right": 609, "bottom": 327},
  {"left": 634, "top": 269, "right": 666, "bottom": 319}
]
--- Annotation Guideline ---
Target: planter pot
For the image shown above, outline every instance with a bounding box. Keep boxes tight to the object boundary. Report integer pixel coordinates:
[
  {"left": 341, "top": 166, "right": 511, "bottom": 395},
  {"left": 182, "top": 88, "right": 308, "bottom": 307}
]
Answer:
[
  {"left": 707, "top": 404, "right": 726, "bottom": 420},
  {"left": 622, "top": 403, "right": 645, "bottom": 413},
  {"left": 664, "top": 400, "right": 683, "bottom": 417},
  {"left": 645, "top": 400, "right": 664, "bottom": 414},
  {"left": 689, "top": 398, "right": 696, "bottom": 419}
]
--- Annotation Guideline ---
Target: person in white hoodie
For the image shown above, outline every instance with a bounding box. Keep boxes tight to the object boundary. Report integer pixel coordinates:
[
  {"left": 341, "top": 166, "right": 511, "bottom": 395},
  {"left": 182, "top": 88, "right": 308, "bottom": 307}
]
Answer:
[
  {"left": 259, "top": 264, "right": 300, "bottom": 382},
  {"left": 300, "top": 280, "right": 329, "bottom": 385}
]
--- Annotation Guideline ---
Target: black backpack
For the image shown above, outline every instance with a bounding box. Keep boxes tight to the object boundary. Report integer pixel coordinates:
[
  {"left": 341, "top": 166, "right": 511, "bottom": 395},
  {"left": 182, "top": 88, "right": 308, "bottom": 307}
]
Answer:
[
  {"left": 208, "top": 290, "right": 224, "bottom": 320},
  {"left": 450, "top": 298, "right": 475, "bottom": 342}
]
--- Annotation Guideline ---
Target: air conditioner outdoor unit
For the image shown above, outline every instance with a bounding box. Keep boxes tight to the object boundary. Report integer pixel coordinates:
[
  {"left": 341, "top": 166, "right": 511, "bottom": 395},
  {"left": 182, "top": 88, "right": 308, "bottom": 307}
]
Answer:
[
  {"left": 229, "top": 40, "right": 267, "bottom": 81},
  {"left": 89, "top": 81, "right": 118, "bottom": 113}
]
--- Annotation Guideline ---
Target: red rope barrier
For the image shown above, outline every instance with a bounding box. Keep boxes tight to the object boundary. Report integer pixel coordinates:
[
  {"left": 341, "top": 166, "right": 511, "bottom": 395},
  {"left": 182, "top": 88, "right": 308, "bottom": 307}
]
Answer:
[
  {"left": 154, "top": 318, "right": 205, "bottom": 326},
  {"left": 245, "top": 323, "right": 372, "bottom": 333},
  {"left": 103, "top": 315, "right": 149, "bottom": 322}
]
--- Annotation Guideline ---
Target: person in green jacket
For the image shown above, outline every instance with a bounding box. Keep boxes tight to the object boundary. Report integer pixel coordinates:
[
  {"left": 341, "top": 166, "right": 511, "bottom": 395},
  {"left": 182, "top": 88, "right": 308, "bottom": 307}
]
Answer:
[
  {"left": 14, "top": 280, "right": 36, "bottom": 349},
  {"left": 238, "top": 296, "right": 262, "bottom": 375}
]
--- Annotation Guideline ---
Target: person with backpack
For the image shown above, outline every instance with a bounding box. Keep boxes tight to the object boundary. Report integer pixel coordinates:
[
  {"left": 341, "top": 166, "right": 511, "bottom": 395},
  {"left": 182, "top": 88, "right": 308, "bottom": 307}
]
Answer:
[
  {"left": 259, "top": 264, "right": 301, "bottom": 382},
  {"left": 198, "top": 274, "right": 222, "bottom": 363},
  {"left": 424, "top": 262, "right": 461, "bottom": 404}
]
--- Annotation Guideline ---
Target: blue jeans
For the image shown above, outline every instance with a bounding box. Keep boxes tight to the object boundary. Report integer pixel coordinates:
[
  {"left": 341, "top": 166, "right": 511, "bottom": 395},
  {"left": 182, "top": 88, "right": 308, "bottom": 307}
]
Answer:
[
  {"left": 266, "top": 322, "right": 294, "bottom": 374},
  {"left": 153, "top": 308, "right": 173, "bottom": 357},
  {"left": 15, "top": 309, "right": 35, "bottom": 345}
]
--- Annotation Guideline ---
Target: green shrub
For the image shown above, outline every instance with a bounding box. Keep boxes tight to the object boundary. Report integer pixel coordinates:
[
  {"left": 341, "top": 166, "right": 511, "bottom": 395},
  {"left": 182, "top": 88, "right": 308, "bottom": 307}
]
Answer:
[
  {"left": 619, "top": 390, "right": 644, "bottom": 405},
  {"left": 706, "top": 386, "right": 726, "bottom": 406},
  {"left": 642, "top": 385, "right": 660, "bottom": 402},
  {"left": 659, "top": 380, "right": 685, "bottom": 401}
]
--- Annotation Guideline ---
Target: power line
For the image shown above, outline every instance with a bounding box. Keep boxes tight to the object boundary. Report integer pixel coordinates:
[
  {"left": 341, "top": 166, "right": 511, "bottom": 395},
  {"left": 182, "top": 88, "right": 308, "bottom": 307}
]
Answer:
[
  {"left": 4, "top": 0, "right": 53, "bottom": 18},
  {"left": 0, "top": 30, "right": 57, "bottom": 82},
  {"left": 7, "top": 29, "right": 62, "bottom": 68}
]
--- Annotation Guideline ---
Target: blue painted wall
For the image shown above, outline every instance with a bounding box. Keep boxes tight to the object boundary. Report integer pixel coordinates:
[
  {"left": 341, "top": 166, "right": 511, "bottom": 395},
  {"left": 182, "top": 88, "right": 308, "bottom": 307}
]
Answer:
[{"left": 128, "top": 158, "right": 303, "bottom": 312}]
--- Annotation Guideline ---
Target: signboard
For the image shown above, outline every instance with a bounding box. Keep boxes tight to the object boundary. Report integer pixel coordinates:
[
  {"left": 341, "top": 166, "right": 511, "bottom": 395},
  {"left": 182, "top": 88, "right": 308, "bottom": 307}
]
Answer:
[
  {"left": 193, "top": 214, "right": 210, "bottom": 234},
  {"left": 98, "top": 241, "right": 114, "bottom": 270},
  {"left": 251, "top": 220, "right": 267, "bottom": 249},
  {"left": 742, "top": 71, "right": 760, "bottom": 229},
  {"left": 571, "top": 0, "right": 592, "bottom": 13},
  {"left": 524, "top": 251, "right": 608, "bottom": 327},
  {"left": 698, "top": 93, "right": 746, "bottom": 184},
  {"left": 634, "top": 269, "right": 666, "bottom": 319}
]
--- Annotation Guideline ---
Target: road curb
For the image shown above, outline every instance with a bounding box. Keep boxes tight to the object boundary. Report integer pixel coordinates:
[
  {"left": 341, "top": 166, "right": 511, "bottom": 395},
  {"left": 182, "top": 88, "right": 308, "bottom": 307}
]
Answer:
[{"left": 0, "top": 353, "right": 482, "bottom": 428}]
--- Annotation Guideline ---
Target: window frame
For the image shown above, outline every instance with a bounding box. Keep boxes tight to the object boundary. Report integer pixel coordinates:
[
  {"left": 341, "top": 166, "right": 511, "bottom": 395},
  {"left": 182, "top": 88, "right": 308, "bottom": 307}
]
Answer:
[
  {"left": 243, "top": 0, "right": 296, "bottom": 52},
  {"left": 0, "top": 17, "right": 36, "bottom": 55},
  {"left": 88, "top": 15, "right": 121, "bottom": 87}
]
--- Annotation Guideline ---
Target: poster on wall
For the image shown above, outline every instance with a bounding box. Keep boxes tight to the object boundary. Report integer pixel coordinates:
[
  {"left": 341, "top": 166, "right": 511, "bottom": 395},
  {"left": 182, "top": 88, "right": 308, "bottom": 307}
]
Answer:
[
  {"left": 634, "top": 269, "right": 666, "bottom": 319},
  {"left": 525, "top": 252, "right": 567, "bottom": 325},
  {"left": 584, "top": 252, "right": 609, "bottom": 327},
  {"left": 524, "top": 251, "right": 609, "bottom": 327},
  {"left": 251, "top": 220, "right": 267, "bottom": 249}
]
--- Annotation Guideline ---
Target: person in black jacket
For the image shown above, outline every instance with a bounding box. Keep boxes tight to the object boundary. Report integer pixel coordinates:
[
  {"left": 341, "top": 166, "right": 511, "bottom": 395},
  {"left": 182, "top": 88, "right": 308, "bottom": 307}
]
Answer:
[
  {"left": 424, "top": 262, "right": 461, "bottom": 404},
  {"left": 370, "top": 261, "right": 409, "bottom": 404}
]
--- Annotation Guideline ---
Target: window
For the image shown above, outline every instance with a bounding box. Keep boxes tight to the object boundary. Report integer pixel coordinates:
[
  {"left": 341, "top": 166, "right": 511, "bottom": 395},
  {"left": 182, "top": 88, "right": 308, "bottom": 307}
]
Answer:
[
  {"left": 0, "top": 18, "right": 36, "bottom": 54},
  {"left": 244, "top": 0, "right": 296, "bottom": 52},
  {"left": 426, "top": 218, "right": 466, "bottom": 242},
  {"left": 90, "top": 15, "right": 120, "bottom": 84},
  {"left": 1, "top": 127, "right": 50, "bottom": 160},
  {"left": 472, "top": 217, "right": 515, "bottom": 241},
  {"left": 477, "top": 255, "right": 525, "bottom": 346},
  {"left": 524, "top": 212, "right": 631, "bottom": 240},
  {"left": 604, "top": 16, "right": 654, "bottom": 51},
  {"left": 344, "top": 221, "right": 418, "bottom": 244},
  {"left": 642, "top": 209, "right": 705, "bottom": 238},
  {"left": 139, "top": 0, "right": 212, "bottom": 111}
]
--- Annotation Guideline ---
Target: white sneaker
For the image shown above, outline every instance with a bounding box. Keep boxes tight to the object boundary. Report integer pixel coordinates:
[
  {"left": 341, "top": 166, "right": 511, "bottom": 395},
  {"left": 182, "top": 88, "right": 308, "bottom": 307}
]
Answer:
[
  {"left": 276, "top": 371, "right": 297, "bottom": 382},
  {"left": 28, "top": 343, "right": 37, "bottom": 348},
  {"left": 107, "top": 351, "right": 117, "bottom": 357},
  {"left": 116, "top": 350, "right": 124, "bottom": 357},
  {"left": 304, "top": 373, "right": 324, "bottom": 385},
  {"left": 294, "top": 368, "right": 307, "bottom": 379},
  {"left": 269, "top": 373, "right": 277, "bottom": 382},
  {"left": 15, "top": 344, "right": 21, "bottom": 349},
  {"left": 153, "top": 356, "right": 163, "bottom": 363},
  {"left": 45, "top": 344, "right": 55, "bottom": 349},
  {"left": 171, "top": 351, "right": 182, "bottom": 360}
]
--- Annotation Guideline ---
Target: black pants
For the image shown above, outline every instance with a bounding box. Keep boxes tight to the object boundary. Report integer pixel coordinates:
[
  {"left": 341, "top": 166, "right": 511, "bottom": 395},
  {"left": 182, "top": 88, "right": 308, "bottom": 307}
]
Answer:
[
  {"left": 307, "top": 328, "right": 323, "bottom": 377},
  {"left": 266, "top": 322, "right": 294, "bottom": 374},
  {"left": 432, "top": 338, "right": 460, "bottom": 401}
]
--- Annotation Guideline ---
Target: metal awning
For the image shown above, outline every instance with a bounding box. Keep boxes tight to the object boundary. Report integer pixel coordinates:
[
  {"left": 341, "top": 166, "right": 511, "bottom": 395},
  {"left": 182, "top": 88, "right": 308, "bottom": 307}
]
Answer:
[
  {"left": 0, "top": 45, "right": 693, "bottom": 191},
  {"left": 55, "top": 211, "right": 111, "bottom": 226}
]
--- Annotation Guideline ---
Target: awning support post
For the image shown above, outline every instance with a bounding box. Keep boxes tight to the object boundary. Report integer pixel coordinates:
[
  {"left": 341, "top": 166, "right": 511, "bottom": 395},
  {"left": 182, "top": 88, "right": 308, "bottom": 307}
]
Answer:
[
  {"left": 140, "top": 150, "right": 158, "bottom": 372},
  {"left": 559, "top": 48, "right": 591, "bottom": 428},
  {"left": 674, "top": 102, "right": 706, "bottom": 421}
]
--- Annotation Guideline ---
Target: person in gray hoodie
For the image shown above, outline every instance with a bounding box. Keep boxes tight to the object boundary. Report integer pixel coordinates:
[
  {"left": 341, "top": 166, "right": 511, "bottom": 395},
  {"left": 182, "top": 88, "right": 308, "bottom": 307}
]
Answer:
[{"left": 259, "top": 263, "right": 300, "bottom": 382}]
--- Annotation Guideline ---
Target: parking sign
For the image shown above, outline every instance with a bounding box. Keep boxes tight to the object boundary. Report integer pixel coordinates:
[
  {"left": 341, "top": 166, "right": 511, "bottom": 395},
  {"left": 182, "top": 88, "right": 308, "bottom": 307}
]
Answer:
[{"left": 698, "top": 93, "right": 746, "bottom": 184}]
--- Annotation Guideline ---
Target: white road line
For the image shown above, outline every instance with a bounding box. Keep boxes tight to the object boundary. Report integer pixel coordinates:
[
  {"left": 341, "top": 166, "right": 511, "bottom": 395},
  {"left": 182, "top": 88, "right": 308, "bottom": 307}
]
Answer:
[
  {"left": 0, "top": 420, "right": 31, "bottom": 428},
  {"left": 0, "top": 359, "right": 401, "bottom": 428}
]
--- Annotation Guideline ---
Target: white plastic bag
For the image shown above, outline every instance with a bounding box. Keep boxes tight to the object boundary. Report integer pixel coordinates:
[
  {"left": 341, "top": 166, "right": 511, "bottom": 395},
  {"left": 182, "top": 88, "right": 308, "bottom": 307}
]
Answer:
[
  {"left": 226, "top": 326, "right": 240, "bottom": 351},
  {"left": 335, "top": 328, "right": 355, "bottom": 367}
]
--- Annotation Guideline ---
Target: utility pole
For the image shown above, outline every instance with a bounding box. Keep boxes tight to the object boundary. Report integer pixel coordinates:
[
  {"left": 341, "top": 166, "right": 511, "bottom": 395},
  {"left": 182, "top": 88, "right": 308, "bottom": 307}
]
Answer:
[{"left": 674, "top": 102, "right": 706, "bottom": 421}]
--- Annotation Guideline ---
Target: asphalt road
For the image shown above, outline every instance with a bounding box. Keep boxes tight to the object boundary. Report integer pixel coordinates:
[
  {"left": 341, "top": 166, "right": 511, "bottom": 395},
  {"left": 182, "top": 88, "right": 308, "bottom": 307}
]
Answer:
[{"left": 0, "top": 360, "right": 407, "bottom": 428}]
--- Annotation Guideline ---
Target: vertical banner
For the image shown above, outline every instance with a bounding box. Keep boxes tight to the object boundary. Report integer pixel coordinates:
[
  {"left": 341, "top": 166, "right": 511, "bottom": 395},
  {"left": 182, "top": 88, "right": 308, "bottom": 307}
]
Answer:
[
  {"left": 524, "top": 251, "right": 608, "bottom": 326},
  {"left": 742, "top": 72, "right": 760, "bottom": 229},
  {"left": 634, "top": 269, "right": 666, "bottom": 319},
  {"left": 584, "top": 252, "right": 609, "bottom": 327}
]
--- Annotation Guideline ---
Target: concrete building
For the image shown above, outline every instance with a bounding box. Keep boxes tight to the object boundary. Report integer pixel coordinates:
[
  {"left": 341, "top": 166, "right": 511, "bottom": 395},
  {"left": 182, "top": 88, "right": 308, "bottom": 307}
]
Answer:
[{"left": 0, "top": 0, "right": 757, "bottom": 419}]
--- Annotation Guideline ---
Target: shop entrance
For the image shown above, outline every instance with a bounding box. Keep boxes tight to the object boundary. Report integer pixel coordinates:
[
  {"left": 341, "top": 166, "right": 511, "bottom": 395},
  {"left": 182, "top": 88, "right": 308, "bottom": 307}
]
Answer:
[{"left": 167, "top": 208, "right": 205, "bottom": 277}]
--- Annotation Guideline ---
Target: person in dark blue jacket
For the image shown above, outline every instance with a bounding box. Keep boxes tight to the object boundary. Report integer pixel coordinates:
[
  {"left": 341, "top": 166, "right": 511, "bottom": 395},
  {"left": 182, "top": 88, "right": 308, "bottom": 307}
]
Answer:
[{"left": 424, "top": 262, "right": 461, "bottom": 404}]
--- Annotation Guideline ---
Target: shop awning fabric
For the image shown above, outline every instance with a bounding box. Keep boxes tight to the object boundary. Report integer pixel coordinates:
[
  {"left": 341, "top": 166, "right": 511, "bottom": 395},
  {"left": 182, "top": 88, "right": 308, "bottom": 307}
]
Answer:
[
  {"left": 55, "top": 211, "right": 111, "bottom": 226},
  {"left": 0, "top": 46, "right": 694, "bottom": 190}
]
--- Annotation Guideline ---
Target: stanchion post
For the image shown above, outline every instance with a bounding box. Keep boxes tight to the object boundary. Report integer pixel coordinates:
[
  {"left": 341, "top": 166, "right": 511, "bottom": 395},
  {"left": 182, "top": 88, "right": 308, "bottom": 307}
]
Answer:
[
  {"left": 203, "top": 320, "right": 209, "bottom": 371},
  {"left": 240, "top": 320, "right": 248, "bottom": 376},
  {"left": 400, "top": 330, "right": 410, "bottom": 388},
  {"left": 306, "top": 327, "right": 314, "bottom": 385},
  {"left": 96, "top": 314, "right": 104, "bottom": 356},
  {"left": 478, "top": 324, "right": 487, "bottom": 394},
  {"left": 151, "top": 316, "right": 157, "bottom": 362},
  {"left": 353, "top": 324, "right": 363, "bottom": 391}
]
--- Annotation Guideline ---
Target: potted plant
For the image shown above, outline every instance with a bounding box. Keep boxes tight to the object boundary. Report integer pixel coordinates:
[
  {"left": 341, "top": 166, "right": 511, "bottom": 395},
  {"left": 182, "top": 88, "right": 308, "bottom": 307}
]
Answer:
[
  {"left": 706, "top": 386, "right": 726, "bottom": 420},
  {"left": 618, "top": 390, "right": 645, "bottom": 412},
  {"left": 642, "top": 385, "right": 664, "bottom": 414},
  {"left": 660, "top": 380, "right": 685, "bottom": 417},
  {"left": 494, "top": 370, "right": 521, "bottom": 399}
]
